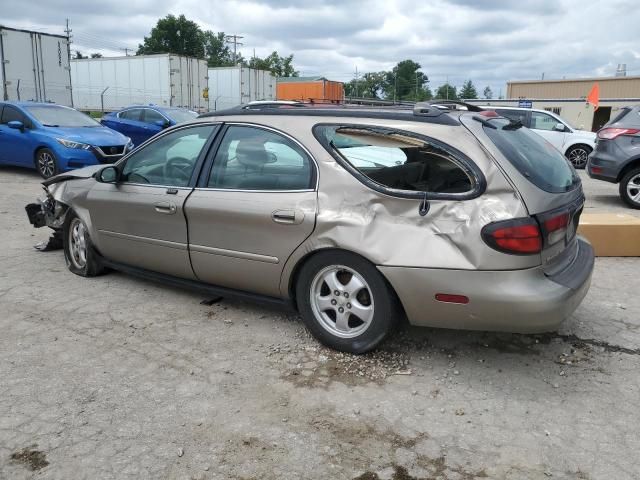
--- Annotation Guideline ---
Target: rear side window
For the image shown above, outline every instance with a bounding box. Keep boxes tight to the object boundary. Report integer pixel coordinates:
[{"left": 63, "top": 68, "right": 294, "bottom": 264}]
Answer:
[
  {"left": 314, "top": 125, "right": 481, "bottom": 198},
  {"left": 483, "top": 118, "right": 578, "bottom": 193},
  {"left": 119, "top": 109, "right": 143, "bottom": 121}
]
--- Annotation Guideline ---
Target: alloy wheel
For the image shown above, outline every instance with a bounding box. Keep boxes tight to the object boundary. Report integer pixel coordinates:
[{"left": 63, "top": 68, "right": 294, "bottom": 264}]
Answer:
[
  {"left": 568, "top": 147, "right": 589, "bottom": 168},
  {"left": 310, "top": 265, "right": 374, "bottom": 339},
  {"left": 38, "top": 151, "right": 56, "bottom": 178},
  {"left": 626, "top": 173, "right": 640, "bottom": 204},
  {"left": 69, "top": 218, "right": 88, "bottom": 269}
]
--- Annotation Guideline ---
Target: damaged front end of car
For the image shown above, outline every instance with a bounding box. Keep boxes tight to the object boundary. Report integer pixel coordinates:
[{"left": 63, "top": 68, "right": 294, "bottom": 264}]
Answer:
[{"left": 25, "top": 182, "right": 70, "bottom": 251}]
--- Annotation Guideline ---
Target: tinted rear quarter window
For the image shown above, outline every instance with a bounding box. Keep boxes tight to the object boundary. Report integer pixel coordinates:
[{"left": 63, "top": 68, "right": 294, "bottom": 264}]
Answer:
[{"left": 483, "top": 118, "right": 578, "bottom": 193}]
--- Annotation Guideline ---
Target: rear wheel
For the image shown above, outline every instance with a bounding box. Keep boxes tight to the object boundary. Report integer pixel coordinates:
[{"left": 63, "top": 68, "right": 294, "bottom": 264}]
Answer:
[
  {"left": 619, "top": 167, "right": 640, "bottom": 209},
  {"left": 63, "top": 212, "right": 105, "bottom": 277},
  {"left": 295, "top": 251, "right": 398, "bottom": 354},
  {"left": 35, "top": 148, "right": 59, "bottom": 179},
  {"left": 566, "top": 144, "right": 592, "bottom": 169}
]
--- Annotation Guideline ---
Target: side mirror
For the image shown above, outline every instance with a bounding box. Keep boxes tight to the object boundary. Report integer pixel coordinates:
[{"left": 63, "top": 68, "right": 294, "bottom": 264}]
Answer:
[
  {"left": 154, "top": 119, "right": 170, "bottom": 129},
  {"left": 554, "top": 122, "right": 566, "bottom": 132},
  {"left": 97, "top": 166, "right": 120, "bottom": 183},
  {"left": 8, "top": 120, "right": 24, "bottom": 131}
]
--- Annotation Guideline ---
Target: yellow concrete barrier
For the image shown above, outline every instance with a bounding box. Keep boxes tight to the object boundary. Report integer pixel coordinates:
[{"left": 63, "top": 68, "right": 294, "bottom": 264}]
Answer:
[{"left": 578, "top": 213, "right": 640, "bottom": 257}]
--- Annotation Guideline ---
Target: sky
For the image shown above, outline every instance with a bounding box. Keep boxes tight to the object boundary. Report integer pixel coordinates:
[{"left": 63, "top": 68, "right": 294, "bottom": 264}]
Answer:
[{"left": 2, "top": 0, "right": 640, "bottom": 96}]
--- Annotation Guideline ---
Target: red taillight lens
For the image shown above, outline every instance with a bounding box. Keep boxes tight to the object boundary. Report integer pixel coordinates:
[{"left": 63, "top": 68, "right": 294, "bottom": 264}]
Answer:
[
  {"left": 481, "top": 218, "right": 542, "bottom": 254},
  {"left": 597, "top": 128, "right": 640, "bottom": 140},
  {"left": 543, "top": 212, "right": 570, "bottom": 245},
  {"left": 478, "top": 110, "right": 499, "bottom": 118}
]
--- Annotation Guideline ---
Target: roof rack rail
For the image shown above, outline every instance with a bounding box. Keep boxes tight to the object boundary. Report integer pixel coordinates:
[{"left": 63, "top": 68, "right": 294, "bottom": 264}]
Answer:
[
  {"left": 414, "top": 100, "right": 484, "bottom": 115},
  {"left": 241, "top": 101, "right": 307, "bottom": 110}
]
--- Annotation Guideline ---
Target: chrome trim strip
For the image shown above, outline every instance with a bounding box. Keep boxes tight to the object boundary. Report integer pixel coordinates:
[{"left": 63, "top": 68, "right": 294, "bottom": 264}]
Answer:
[
  {"left": 117, "top": 183, "right": 193, "bottom": 190},
  {"left": 190, "top": 244, "right": 279, "bottom": 264},
  {"left": 193, "top": 187, "right": 314, "bottom": 193},
  {"left": 98, "top": 230, "right": 187, "bottom": 250}
]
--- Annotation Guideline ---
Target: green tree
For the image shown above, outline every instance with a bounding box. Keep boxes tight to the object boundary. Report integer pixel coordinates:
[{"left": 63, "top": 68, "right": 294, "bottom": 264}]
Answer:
[
  {"left": 435, "top": 83, "right": 458, "bottom": 100},
  {"left": 90, "top": 53, "right": 103, "bottom": 58},
  {"left": 248, "top": 52, "right": 298, "bottom": 77},
  {"left": 74, "top": 50, "right": 85, "bottom": 59},
  {"left": 459, "top": 80, "right": 478, "bottom": 99},
  {"left": 344, "top": 71, "right": 387, "bottom": 98},
  {"left": 203, "top": 31, "right": 235, "bottom": 67},
  {"left": 483, "top": 86, "right": 493, "bottom": 99},
  {"left": 137, "top": 14, "right": 205, "bottom": 58},
  {"left": 384, "top": 60, "right": 429, "bottom": 101}
]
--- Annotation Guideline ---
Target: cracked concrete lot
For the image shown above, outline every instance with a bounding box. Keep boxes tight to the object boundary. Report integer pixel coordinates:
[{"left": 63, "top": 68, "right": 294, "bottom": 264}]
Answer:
[{"left": 1, "top": 168, "right": 639, "bottom": 480}]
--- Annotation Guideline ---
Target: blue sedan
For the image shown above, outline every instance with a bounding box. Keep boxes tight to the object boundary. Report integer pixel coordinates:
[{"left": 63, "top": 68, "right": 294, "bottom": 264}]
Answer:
[
  {"left": 101, "top": 105, "right": 198, "bottom": 147},
  {"left": 0, "top": 102, "right": 133, "bottom": 179}
]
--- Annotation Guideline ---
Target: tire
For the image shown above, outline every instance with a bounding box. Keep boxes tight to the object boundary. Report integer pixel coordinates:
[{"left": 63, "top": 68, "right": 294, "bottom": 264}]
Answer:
[
  {"left": 63, "top": 211, "right": 105, "bottom": 277},
  {"left": 295, "top": 251, "right": 399, "bottom": 354},
  {"left": 565, "top": 144, "right": 592, "bottom": 169},
  {"left": 35, "top": 148, "right": 59, "bottom": 179},
  {"left": 619, "top": 167, "right": 640, "bottom": 209}
]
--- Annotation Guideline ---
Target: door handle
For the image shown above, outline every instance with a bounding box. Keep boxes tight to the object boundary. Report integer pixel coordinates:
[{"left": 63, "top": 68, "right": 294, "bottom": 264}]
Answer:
[
  {"left": 154, "top": 202, "right": 177, "bottom": 214},
  {"left": 272, "top": 209, "right": 303, "bottom": 224}
]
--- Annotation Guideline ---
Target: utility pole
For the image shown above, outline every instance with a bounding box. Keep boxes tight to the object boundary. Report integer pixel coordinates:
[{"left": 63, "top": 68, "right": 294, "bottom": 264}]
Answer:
[
  {"left": 354, "top": 66, "right": 359, "bottom": 98},
  {"left": 120, "top": 48, "right": 131, "bottom": 56},
  {"left": 415, "top": 71, "right": 418, "bottom": 101},
  {"left": 64, "top": 18, "right": 74, "bottom": 107},
  {"left": 394, "top": 71, "right": 397, "bottom": 104},
  {"left": 225, "top": 34, "right": 244, "bottom": 65}
]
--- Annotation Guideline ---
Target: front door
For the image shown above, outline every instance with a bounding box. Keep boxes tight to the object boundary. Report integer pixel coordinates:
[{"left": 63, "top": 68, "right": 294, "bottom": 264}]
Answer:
[
  {"left": 185, "top": 124, "right": 317, "bottom": 297},
  {"left": 86, "top": 124, "right": 219, "bottom": 278},
  {"left": 530, "top": 110, "right": 567, "bottom": 152},
  {"left": 0, "top": 105, "right": 34, "bottom": 166}
]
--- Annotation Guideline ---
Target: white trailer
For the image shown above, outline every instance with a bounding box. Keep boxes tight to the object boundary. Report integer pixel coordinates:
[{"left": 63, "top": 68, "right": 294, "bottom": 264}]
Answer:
[
  {"left": 0, "top": 26, "right": 72, "bottom": 106},
  {"left": 208, "top": 67, "right": 276, "bottom": 110},
  {"left": 71, "top": 54, "right": 208, "bottom": 112}
]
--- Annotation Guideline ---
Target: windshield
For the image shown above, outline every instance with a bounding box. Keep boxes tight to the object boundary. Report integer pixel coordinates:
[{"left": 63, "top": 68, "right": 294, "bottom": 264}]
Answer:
[
  {"left": 483, "top": 118, "right": 579, "bottom": 193},
  {"left": 26, "top": 106, "right": 101, "bottom": 127},
  {"left": 164, "top": 109, "right": 198, "bottom": 124}
]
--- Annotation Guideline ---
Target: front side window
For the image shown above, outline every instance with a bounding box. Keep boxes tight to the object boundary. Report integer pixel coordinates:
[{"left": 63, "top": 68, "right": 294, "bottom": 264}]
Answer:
[
  {"left": 121, "top": 125, "right": 216, "bottom": 187},
  {"left": 483, "top": 118, "right": 578, "bottom": 193},
  {"left": 208, "top": 125, "right": 314, "bottom": 190},
  {"left": 315, "top": 125, "right": 478, "bottom": 197},
  {"left": 119, "top": 109, "right": 143, "bottom": 121},
  {"left": 530, "top": 111, "right": 559, "bottom": 131},
  {"left": 142, "top": 109, "right": 167, "bottom": 124},
  {"left": 0, "top": 106, "right": 28, "bottom": 126}
]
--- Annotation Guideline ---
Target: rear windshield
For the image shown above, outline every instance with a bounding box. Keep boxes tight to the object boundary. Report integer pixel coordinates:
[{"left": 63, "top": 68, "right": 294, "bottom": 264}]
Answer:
[
  {"left": 26, "top": 106, "right": 100, "bottom": 127},
  {"left": 483, "top": 118, "right": 578, "bottom": 193}
]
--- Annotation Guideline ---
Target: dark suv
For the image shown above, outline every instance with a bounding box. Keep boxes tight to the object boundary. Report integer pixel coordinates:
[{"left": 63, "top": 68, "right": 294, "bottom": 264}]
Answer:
[{"left": 588, "top": 106, "right": 640, "bottom": 208}]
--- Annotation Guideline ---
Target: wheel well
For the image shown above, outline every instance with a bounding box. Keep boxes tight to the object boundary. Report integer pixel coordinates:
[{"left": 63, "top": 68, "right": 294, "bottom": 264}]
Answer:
[
  {"left": 617, "top": 157, "right": 640, "bottom": 183},
  {"left": 33, "top": 146, "right": 49, "bottom": 166},
  {"left": 286, "top": 247, "right": 406, "bottom": 318},
  {"left": 564, "top": 143, "right": 592, "bottom": 156}
]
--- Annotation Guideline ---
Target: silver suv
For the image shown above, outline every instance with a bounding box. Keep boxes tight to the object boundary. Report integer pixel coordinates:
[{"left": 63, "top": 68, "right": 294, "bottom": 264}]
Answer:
[
  {"left": 588, "top": 105, "right": 640, "bottom": 208},
  {"left": 26, "top": 102, "right": 594, "bottom": 353}
]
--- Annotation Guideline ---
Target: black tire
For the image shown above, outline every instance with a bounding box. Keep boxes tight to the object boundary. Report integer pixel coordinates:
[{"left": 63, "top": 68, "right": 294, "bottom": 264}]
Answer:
[
  {"left": 35, "top": 148, "right": 59, "bottom": 179},
  {"left": 619, "top": 167, "right": 640, "bottom": 209},
  {"left": 63, "top": 211, "right": 105, "bottom": 277},
  {"left": 295, "top": 251, "right": 399, "bottom": 354},
  {"left": 565, "top": 144, "right": 592, "bottom": 169}
]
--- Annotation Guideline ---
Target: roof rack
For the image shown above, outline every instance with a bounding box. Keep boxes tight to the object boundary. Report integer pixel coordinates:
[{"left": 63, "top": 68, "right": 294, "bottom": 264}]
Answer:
[{"left": 414, "top": 100, "right": 485, "bottom": 116}]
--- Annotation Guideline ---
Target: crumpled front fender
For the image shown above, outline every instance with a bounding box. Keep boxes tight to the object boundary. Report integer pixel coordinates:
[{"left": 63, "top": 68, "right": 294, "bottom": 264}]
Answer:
[{"left": 25, "top": 183, "right": 70, "bottom": 230}]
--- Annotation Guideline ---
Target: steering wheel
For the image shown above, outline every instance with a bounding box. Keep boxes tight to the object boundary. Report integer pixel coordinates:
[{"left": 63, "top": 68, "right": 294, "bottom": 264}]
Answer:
[
  {"left": 163, "top": 157, "right": 193, "bottom": 185},
  {"left": 127, "top": 172, "right": 150, "bottom": 184}
]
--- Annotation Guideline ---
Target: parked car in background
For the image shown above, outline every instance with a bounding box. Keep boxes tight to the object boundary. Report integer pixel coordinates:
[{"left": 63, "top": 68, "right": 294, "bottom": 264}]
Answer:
[
  {"left": 101, "top": 105, "right": 198, "bottom": 147},
  {"left": 481, "top": 106, "right": 596, "bottom": 168},
  {"left": 26, "top": 102, "right": 593, "bottom": 353},
  {"left": 588, "top": 105, "right": 640, "bottom": 209},
  {"left": 0, "top": 101, "right": 132, "bottom": 179}
]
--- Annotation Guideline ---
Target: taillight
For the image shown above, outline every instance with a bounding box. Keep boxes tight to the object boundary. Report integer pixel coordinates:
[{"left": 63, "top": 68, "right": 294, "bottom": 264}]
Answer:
[
  {"left": 481, "top": 218, "right": 542, "bottom": 255},
  {"left": 597, "top": 128, "right": 640, "bottom": 140},
  {"left": 543, "top": 212, "right": 570, "bottom": 245}
]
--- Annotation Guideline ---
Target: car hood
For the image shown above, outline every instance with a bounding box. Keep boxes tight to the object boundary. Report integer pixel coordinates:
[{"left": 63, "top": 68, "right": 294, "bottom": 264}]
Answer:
[
  {"left": 42, "top": 164, "right": 105, "bottom": 187},
  {"left": 44, "top": 126, "right": 128, "bottom": 146}
]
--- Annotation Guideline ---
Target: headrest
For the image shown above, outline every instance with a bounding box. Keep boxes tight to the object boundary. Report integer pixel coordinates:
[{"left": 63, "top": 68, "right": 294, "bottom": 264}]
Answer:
[{"left": 235, "top": 140, "right": 270, "bottom": 169}]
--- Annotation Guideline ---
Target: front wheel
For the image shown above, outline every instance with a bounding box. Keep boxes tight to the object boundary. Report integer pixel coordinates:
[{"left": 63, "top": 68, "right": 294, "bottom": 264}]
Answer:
[
  {"left": 35, "top": 148, "right": 59, "bottom": 179},
  {"left": 565, "top": 145, "right": 592, "bottom": 169},
  {"left": 295, "top": 251, "right": 399, "bottom": 354},
  {"left": 63, "top": 212, "right": 105, "bottom": 277},
  {"left": 619, "top": 167, "right": 640, "bottom": 209}
]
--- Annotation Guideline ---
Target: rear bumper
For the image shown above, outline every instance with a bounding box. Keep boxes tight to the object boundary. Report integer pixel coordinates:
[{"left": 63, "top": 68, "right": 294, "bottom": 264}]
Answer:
[
  {"left": 379, "top": 237, "right": 594, "bottom": 333},
  {"left": 587, "top": 153, "right": 622, "bottom": 183}
]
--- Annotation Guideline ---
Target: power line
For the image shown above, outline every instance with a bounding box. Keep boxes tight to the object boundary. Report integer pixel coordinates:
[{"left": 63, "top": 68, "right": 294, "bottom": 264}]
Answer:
[{"left": 224, "top": 34, "right": 244, "bottom": 65}]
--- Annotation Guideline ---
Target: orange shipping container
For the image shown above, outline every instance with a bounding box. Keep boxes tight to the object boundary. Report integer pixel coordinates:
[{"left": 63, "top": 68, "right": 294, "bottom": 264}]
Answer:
[{"left": 277, "top": 77, "right": 344, "bottom": 103}]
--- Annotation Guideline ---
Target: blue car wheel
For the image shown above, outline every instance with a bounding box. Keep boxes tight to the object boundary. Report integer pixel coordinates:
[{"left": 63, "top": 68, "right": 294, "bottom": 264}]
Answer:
[{"left": 36, "top": 148, "right": 59, "bottom": 179}]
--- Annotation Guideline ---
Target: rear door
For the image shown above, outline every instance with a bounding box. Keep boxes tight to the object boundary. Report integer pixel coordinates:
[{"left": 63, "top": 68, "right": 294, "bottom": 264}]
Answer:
[
  {"left": 86, "top": 124, "right": 219, "bottom": 278},
  {"left": 185, "top": 123, "right": 317, "bottom": 297}
]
